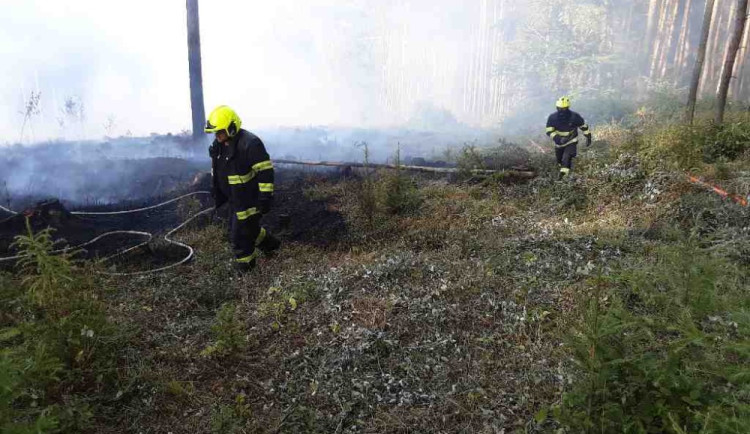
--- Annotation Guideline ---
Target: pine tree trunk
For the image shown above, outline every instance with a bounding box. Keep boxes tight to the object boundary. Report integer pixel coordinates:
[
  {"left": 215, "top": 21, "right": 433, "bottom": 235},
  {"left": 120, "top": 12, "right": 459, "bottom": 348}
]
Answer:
[
  {"left": 659, "top": 0, "right": 685, "bottom": 78},
  {"left": 686, "top": 0, "right": 717, "bottom": 124},
  {"left": 644, "top": 0, "right": 662, "bottom": 73},
  {"left": 489, "top": 0, "right": 501, "bottom": 121},
  {"left": 620, "top": 1, "right": 636, "bottom": 88},
  {"left": 675, "top": 0, "right": 693, "bottom": 80},
  {"left": 479, "top": 0, "right": 489, "bottom": 120},
  {"left": 732, "top": 19, "right": 750, "bottom": 99},
  {"left": 717, "top": 0, "right": 750, "bottom": 124},
  {"left": 718, "top": 3, "right": 738, "bottom": 87},
  {"left": 701, "top": 0, "right": 725, "bottom": 94},
  {"left": 649, "top": 0, "right": 669, "bottom": 77}
]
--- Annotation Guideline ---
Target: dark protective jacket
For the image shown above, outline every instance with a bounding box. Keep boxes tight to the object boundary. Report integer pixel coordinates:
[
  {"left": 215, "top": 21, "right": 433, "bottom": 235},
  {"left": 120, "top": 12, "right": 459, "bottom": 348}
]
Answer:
[
  {"left": 209, "top": 129, "right": 274, "bottom": 221},
  {"left": 545, "top": 110, "right": 591, "bottom": 147}
]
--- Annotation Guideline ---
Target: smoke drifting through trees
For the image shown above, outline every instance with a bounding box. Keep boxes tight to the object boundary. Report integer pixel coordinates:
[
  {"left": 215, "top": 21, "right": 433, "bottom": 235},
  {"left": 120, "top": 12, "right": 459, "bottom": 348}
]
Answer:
[
  {"left": 358, "top": 0, "right": 750, "bottom": 132},
  {"left": 3, "top": 0, "right": 748, "bottom": 143}
]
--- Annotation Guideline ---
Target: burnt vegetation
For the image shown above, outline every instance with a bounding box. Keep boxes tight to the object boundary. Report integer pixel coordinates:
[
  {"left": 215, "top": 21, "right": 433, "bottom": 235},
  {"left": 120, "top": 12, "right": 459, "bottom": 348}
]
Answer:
[
  {"left": 4, "top": 0, "right": 750, "bottom": 430},
  {"left": 2, "top": 105, "right": 750, "bottom": 433}
]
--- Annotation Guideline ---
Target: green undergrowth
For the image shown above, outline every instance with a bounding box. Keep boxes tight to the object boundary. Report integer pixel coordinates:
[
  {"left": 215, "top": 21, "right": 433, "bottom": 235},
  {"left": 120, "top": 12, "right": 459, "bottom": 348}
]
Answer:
[
  {"left": 3, "top": 109, "right": 750, "bottom": 433},
  {"left": 556, "top": 242, "right": 750, "bottom": 433},
  {"left": 1, "top": 221, "right": 129, "bottom": 433},
  {"left": 201, "top": 302, "right": 248, "bottom": 358},
  {"left": 594, "top": 112, "right": 750, "bottom": 174}
]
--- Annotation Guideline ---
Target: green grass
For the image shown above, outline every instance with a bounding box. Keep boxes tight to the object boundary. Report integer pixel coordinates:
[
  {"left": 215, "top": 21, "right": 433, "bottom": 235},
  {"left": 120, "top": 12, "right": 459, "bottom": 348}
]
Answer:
[{"left": 3, "top": 107, "right": 750, "bottom": 432}]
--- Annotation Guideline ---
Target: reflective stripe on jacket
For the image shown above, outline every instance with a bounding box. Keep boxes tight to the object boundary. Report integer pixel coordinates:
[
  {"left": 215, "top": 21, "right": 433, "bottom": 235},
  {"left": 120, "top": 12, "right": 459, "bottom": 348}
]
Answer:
[
  {"left": 546, "top": 110, "right": 591, "bottom": 148},
  {"left": 209, "top": 129, "right": 274, "bottom": 220}
]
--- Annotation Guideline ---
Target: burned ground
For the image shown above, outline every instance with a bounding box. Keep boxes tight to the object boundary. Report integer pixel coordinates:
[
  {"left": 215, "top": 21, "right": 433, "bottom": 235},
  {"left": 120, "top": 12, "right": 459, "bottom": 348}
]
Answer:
[
  {"left": 3, "top": 143, "right": 749, "bottom": 433},
  {"left": 0, "top": 167, "right": 348, "bottom": 273}
]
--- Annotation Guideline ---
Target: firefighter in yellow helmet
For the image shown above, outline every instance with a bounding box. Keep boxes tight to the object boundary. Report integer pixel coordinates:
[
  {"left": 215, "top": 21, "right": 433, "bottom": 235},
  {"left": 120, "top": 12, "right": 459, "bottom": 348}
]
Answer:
[
  {"left": 205, "top": 105, "right": 280, "bottom": 271},
  {"left": 545, "top": 97, "right": 592, "bottom": 179}
]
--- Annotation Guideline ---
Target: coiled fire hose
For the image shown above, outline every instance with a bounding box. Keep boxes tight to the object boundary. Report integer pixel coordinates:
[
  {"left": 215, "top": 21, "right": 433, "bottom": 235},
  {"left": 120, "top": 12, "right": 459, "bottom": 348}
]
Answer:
[{"left": 0, "top": 191, "right": 213, "bottom": 276}]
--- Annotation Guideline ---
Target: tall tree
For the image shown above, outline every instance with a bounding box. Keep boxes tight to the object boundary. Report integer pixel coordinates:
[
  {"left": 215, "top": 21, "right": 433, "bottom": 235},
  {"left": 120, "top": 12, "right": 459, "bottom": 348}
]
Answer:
[
  {"left": 674, "top": 0, "right": 693, "bottom": 80},
  {"left": 717, "top": 0, "right": 749, "bottom": 124},
  {"left": 702, "top": 0, "right": 729, "bottom": 94},
  {"left": 686, "top": 0, "right": 717, "bottom": 124},
  {"left": 644, "top": 0, "right": 662, "bottom": 74},
  {"left": 186, "top": 0, "right": 206, "bottom": 142},
  {"left": 731, "top": 18, "right": 750, "bottom": 99}
]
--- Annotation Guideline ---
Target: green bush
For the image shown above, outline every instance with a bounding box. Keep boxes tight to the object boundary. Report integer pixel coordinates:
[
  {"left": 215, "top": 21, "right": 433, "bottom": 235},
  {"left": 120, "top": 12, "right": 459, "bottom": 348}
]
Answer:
[
  {"left": 482, "top": 143, "right": 533, "bottom": 170},
  {"left": 557, "top": 244, "right": 750, "bottom": 433},
  {"left": 455, "top": 144, "right": 485, "bottom": 179},
  {"left": 356, "top": 146, "right": 421, "bottom": 217},
  {"left": 0, "top": 342, "right": 62, "bottom": 432},
  {"left": 11, "top": 221, "right": 76, "bottom": 308},
  {"left": 381, "top": 171, "right": 421, "bottom": 215},
  {"left": 257, "top": 279, "right": 319, "bottom": 331},
  {"left": 621, "top": 116, "right": 750, "bottom": 173},
  {"left": 637, "top": 124, "right": 703, "bottom": 172},
  {"left": 354, "top": 142, "right": 378, "bottom": 225},
  {"left": 1, "top": 219, "right": 122, "bottom": 433},
  {"left": 201, "top": 302, "right": 247, "bottom": 357},
  {"left": 702, "top": 121, "right": 750, "bottom": 163},
  {"left": 210, "top": 394, "right": 251, "bottom": 434},
  {"left": 354, "top": 177, "right": 378, "bottom": 225}
]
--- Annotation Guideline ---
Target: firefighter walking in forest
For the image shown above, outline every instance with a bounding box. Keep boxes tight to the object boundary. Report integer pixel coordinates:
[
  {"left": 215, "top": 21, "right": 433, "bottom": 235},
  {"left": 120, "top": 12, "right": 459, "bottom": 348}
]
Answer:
[
  {"left": 545, "top": 97, "right": 592, "bottom": 179},
  {"left": 205, "top": 105, "right": 280, "bottom": 271}
]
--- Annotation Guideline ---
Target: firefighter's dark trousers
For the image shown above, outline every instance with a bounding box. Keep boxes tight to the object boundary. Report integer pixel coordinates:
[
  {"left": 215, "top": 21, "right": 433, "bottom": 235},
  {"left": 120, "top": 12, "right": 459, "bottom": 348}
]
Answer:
[
  {"left": 555, "top": 143, "right": 577, "bottom": 176},
  {"left": 229, "top": 212, "right": 279, "bottom": 264}
]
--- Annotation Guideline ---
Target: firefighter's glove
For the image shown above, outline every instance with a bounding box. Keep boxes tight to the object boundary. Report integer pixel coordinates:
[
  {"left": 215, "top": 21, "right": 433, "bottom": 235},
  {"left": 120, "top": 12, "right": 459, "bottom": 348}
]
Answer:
[
  {"left": 258, "top": 197, "right": 273, "bottom": 215},
  {"left": 209, "top": 143, "right": 220, "bottom": 159},
  {"left": 585, "top": 136, "right": 592, "bottom": 147}
]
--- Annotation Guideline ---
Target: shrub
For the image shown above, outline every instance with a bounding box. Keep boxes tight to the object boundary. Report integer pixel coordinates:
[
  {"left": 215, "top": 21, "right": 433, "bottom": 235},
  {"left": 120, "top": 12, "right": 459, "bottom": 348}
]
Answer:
[
  {"left": 556, "top": 244, "right": 750, "bottom": 433},
  {"left": 201, "top": 302, "right": 247, "bottom": 358},
  {"left": 380, "top": 147, "right": 421, "bottom": 215},
  {"left": 595, "top": 121, "right": 639, "bottom": 149},
  {"left": 11, "top": 220, "right": 76, "bottom": 308},
  {"left": 355, "top": 177, "right": 378, "bottom": 224},
  {"left": 637, "top": 124, "right": 703, "bottom": 172},
  {"left": 381, "top": 171, "right": 421, "bottom": 215},
  {"left": 354, "top": 142, "right": 378, "bottom": 225},
  {"left": 210, "top": 394, "right": 252, "bottom": 434},
  {"left": 257, "top": 279, "right": 319, "bottom": 331},
  {"left": 702, "top": 121, "right": 750, "bottom": 163},
  {"left": 455, "top": 143, "right": 485, "bottom": 179},
  {"left": 2, "top": 220, "right": 121, "bottom": 432},
  {"left": 481, "top": 142, "right": 532, "bottom": 170}
]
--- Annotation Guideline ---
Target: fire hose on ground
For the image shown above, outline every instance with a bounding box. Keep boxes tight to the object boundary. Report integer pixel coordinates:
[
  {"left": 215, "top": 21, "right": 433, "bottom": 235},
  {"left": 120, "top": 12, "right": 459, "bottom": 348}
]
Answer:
[
  {"left": 0, "top": 191, "right": 213, "bottom": 276},
  {"left": 0, "top": 161, "right": 746, "bottom": 276},
  {"left": 528, "top": 139, "right": 748, "bottom": 207}
]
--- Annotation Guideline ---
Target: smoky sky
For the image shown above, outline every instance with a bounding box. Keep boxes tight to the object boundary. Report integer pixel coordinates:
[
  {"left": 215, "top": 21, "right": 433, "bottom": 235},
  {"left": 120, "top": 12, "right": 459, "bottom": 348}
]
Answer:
[{"left": 0, "top": 0, "right": 495, "bottom": 143}]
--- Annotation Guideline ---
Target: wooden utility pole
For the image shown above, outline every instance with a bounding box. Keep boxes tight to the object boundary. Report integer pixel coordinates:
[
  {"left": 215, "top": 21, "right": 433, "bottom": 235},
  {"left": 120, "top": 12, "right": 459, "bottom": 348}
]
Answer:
[
  {"left": 686, "top": 0, "right": 716, "bottom": 124},
  {"left": 716, "top": 0, "right": 749, "bottom": 124},
  {"left": 186, "top": 0, "right": 206, "bottom": 141}
]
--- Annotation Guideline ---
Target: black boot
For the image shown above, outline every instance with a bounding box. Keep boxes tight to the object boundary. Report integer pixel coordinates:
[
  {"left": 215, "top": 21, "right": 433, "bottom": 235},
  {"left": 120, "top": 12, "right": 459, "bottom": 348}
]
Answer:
[
  {"left": 258, "top": 233, "right": 281, "bottom": 256},
  {"left": 233, "top": 258, "right": 256, "bottom": 273}
]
